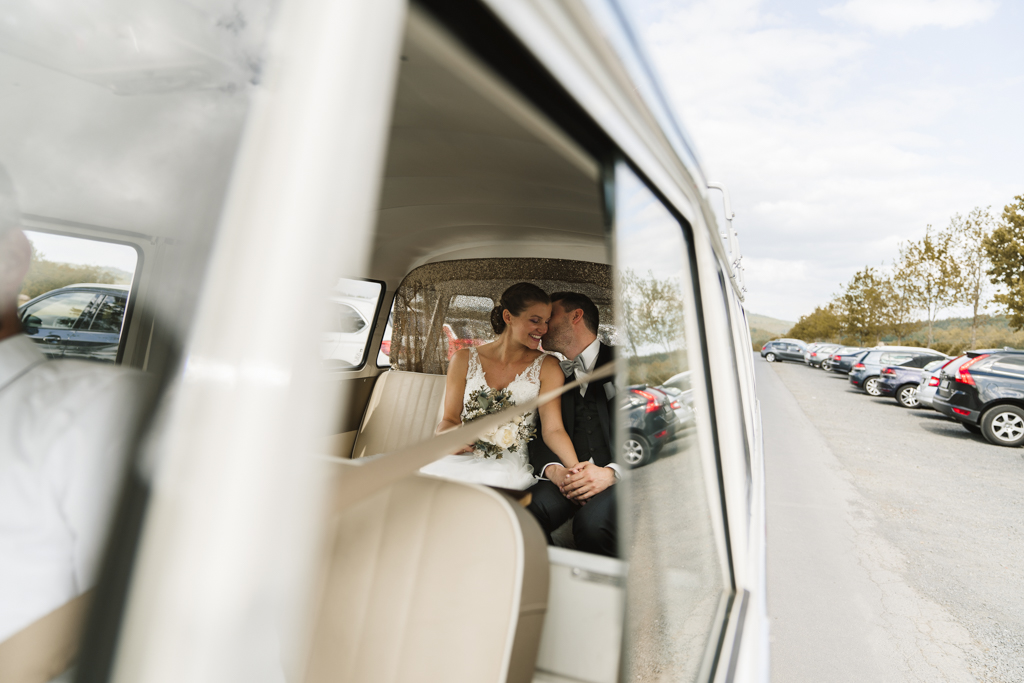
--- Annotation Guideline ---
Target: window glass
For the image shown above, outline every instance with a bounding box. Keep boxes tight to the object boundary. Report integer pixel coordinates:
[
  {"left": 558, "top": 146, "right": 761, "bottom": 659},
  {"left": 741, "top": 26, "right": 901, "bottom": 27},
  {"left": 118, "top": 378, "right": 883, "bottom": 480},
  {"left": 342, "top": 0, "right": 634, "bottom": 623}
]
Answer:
[
  {"left": 321, "top": 278, "right": 383, "bottom": 370},
  {"left": 614, "top": 163, "right": 727, "bottom": 682},
  {"left": 990, "top": 355, "right": 1024, "bottom": 375},
  {"left": 881, "top": 353, "right": 914, "bottom": 366},
  {"left": 442, "top": 294, "right": 494, "bottom": 360},
  {"left": 89, "top": 295, "right": 128, "bottom": 333},
  {"left": 377, "top": 305, "right": 394, "bottom": 368},
  {"left": 21, "top": 291, "right": 96, "bottom": 330}
]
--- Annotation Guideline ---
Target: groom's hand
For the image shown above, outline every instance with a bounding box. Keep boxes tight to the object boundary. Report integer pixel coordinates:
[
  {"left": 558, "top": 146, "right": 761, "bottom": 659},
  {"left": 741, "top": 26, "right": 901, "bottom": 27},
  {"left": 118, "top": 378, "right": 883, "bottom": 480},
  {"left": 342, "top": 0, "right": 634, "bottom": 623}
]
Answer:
[
  {"left": 562, "top": 462, "right": 615, "bottom": 504},
  {"left": 546, "top": 464, "right": 572, "bottom": 489}
]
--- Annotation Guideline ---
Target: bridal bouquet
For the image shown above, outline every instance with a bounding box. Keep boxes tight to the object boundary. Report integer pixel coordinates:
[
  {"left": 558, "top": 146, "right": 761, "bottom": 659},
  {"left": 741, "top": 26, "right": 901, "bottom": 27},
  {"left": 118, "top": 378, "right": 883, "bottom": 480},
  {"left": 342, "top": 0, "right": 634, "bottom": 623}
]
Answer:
[{"left": 463, "top": 387, "right": 538, "bottom": 459}]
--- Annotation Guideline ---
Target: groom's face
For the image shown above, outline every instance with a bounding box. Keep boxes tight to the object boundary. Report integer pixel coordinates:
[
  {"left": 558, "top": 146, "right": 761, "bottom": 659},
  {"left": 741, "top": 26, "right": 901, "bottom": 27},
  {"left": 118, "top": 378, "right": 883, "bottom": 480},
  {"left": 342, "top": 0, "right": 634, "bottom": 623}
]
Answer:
[{"left": 542, "top": 301, "right": 573, "bottom": 354}]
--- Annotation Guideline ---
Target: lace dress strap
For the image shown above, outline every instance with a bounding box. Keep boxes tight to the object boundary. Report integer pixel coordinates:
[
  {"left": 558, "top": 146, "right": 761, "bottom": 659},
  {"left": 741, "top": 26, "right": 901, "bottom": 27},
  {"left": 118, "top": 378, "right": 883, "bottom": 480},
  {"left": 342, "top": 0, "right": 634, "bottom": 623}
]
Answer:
[
  {"left": 523, "top": 352, "right": 547, "bottom": 384},
  {"left": 466, "top": 346, "right": 483, "bottom": 379}
]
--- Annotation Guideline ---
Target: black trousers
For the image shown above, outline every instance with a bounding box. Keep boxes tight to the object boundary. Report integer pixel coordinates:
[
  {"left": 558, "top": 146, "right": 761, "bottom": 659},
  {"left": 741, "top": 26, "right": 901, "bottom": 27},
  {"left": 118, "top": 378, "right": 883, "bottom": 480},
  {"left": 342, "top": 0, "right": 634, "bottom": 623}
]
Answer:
[{"left": 526, "top": 479, "right": 617, "bottom": 558}]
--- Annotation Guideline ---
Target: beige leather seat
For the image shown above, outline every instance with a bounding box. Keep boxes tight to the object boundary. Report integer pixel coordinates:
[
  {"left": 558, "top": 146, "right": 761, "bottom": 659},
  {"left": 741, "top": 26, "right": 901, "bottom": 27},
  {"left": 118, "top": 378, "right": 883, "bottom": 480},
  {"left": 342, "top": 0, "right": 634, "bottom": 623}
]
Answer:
[
  {"left": 305, "top": 474, "right": 549, "bottom": 683},
  {"left": 349, "top": 370, "right": 447, "bottom": 459}
]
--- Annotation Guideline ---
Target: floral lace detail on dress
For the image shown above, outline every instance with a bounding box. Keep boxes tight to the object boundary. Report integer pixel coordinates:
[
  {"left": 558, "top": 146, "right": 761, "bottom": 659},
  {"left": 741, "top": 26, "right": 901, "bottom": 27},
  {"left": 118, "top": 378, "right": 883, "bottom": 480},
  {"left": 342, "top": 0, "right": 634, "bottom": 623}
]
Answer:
[{"left": 462, "top": 347, "right": 546, "bottom": 424}]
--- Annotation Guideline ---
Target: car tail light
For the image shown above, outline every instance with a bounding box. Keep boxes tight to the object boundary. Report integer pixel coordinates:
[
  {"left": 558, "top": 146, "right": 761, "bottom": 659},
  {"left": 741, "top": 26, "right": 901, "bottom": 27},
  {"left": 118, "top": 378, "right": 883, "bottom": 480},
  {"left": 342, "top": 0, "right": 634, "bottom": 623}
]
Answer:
[
  {"left": 811, "top": 352, "right": 817, "bottom": 357},
  {"left": 853, "top": 362, "right": 865, "bottom": 370},
  {"left": 955, "top": 354, "right": 988, "bottom": 386},
  {"left": 655, "top": 429, "right": 668, "bottom": 439},
  {"left": 940, "top": 357, "right": 959, "bottom": 370},
  {"left": 928, "top": 376, "right": 940, "bottom": 387},
  {"left": 881, "top": 367, "right": 896, "bottom": 376},
  {"left": 952, "top": 407, "right": 971, "bottom": 416},
  {"left": 631, "top": 389, "right": 660, "bottom": 413},
  {"left": 670, "top": 400, "right": 681, "bottom": 410}
]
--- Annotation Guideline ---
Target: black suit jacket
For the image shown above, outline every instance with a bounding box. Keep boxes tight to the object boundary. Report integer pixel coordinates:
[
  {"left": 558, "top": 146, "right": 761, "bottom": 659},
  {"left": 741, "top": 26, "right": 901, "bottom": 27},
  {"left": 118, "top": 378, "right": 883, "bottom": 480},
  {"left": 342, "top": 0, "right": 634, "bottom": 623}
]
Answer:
[{"left": 529, "top": 343, "right": 616, "bottom": 474}]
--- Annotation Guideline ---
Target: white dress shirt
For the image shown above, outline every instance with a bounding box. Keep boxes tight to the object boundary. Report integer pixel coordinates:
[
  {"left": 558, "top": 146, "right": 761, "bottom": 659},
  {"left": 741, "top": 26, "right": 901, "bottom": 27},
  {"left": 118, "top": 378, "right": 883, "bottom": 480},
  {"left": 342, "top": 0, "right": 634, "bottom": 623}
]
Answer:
[
  {"left": 0, "top": 334, "right": 148, "bottom": 643},
  {"left": 539, "top": 338, "right": 620, "bottom": 479}
]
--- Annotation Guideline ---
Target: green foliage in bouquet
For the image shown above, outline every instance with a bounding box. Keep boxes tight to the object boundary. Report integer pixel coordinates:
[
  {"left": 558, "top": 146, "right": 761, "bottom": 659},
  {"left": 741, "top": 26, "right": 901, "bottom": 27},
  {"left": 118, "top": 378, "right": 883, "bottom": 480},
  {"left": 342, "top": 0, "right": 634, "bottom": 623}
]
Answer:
[{"left": 463, "top": 387, "right": 538, "bottom": 458}]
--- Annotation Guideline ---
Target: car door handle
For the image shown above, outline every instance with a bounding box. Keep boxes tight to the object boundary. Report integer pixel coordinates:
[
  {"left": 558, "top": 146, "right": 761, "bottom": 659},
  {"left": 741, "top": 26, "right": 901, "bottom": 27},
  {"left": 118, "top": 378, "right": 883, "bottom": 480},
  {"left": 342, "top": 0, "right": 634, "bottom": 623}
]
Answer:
[{"left": 43, "top": 335, "right": 63, "bottom": 344}]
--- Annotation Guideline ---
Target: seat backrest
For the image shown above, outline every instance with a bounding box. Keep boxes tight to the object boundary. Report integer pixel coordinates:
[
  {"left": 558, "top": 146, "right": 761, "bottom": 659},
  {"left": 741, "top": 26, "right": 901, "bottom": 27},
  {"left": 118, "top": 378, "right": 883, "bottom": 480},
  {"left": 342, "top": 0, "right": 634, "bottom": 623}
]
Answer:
[
  {"left": 350, "top": 370, "right": 447, "bottom": 459},
  {"left": 304, "top": 474, "right": 549, "bottom": 683}
]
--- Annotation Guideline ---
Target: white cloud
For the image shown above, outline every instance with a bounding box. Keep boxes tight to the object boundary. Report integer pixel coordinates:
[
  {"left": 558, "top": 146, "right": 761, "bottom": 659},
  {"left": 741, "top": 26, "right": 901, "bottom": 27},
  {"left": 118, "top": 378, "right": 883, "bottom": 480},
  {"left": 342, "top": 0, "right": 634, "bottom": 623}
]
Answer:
[
  {"left": 822, "top": 0, "right": 998, "bottom": 34},
  {"left": 622, "top": 0, "right": 1022, "bottom": 320}
]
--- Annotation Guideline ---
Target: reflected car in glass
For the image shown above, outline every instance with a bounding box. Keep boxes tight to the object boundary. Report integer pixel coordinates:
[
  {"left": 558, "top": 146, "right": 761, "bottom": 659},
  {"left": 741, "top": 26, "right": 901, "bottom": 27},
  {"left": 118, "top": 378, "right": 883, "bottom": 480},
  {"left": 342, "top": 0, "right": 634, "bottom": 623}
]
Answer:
[
  {"left": 805, "top": 343, "right": 839, "bottom": 368},
  {"left": 621, "top": 385, "right": 679, "bottom": 467},
  {"left": 18, "top": 283, "right": 130, "bottom": 363}
]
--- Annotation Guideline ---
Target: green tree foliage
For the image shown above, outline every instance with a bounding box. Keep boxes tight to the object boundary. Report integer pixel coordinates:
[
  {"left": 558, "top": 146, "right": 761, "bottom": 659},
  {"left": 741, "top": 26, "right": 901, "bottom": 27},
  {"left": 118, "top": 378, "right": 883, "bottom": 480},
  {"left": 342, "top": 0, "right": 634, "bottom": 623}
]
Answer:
[
  {"left": 881, "top": 251, "right": 921, "bottom": 344},
  {"left": 950, "top": 207, "right": 994, "bottom": 346},
  {"left": 19, "top": 246, "right": 127, "bottom": 301},
  {"left": 901, "top": 225, "right": 962, "bottom": 347},
  {"left": 837, "top": 267, "right": 886, "bottom": 345},
  {"left": 984, "top": 194, "right": 1024, "bottom": 331},
  {"left": 619, "top": 268, "right": 686, "bottom": 384},
  {"left": 787, "top": 305, "right": 841, "bottom": 342}
]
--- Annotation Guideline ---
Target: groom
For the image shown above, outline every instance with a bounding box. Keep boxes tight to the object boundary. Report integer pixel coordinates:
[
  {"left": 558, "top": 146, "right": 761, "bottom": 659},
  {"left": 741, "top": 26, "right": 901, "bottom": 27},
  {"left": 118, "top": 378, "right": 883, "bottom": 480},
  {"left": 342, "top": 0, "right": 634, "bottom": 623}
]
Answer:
[{"left": 527, "top": 292, "right": 618, "bottom": 557}]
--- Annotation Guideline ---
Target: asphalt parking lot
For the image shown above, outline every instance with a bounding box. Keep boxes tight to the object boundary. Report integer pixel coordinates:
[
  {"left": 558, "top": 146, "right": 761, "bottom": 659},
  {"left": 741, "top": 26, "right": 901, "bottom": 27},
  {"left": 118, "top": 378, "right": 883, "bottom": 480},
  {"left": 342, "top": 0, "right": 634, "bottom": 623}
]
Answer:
[{"left": 759, "top": 356, "right": 1024, "bottom": 683}]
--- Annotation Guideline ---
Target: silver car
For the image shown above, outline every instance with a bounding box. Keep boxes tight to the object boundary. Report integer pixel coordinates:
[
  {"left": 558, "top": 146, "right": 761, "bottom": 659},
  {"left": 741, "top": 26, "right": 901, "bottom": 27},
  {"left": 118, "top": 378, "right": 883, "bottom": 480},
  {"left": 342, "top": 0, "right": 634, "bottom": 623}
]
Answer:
[{"left": 917, "top": 357, "right": 955, "bottom": 409}]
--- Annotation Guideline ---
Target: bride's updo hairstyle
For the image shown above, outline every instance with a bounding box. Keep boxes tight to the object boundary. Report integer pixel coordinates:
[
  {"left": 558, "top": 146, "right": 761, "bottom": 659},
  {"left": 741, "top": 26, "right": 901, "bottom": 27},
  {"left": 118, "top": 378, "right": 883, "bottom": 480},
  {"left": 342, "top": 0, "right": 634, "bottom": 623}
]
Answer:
[{"left": 490, "top": 283, "right": 550, "bottom": 335}]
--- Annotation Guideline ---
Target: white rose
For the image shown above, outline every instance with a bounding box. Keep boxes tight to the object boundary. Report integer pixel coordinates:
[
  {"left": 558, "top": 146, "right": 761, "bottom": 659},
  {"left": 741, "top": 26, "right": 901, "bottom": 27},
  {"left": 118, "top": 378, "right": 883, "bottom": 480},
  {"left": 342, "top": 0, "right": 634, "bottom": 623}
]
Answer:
[
  {"left": 494, "top": 423, "right": 518, "bottom": 450},
  {"left": 480, "top": 429, "right": 497, "bottom": 445}
]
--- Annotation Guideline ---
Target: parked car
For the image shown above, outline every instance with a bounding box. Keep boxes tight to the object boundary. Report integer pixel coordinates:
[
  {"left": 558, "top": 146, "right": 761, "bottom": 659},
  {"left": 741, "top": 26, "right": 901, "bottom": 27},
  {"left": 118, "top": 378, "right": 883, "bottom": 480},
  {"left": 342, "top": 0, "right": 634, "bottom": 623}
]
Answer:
[
  {"left": 932, "top": 349, "right": 1024, "bottom": 446},
  {"left": 831, "top": 348, "right": 867, "bottom": 374},
  {"left": 18, "top": 283, "right": 131, "bottom": 363},
  {"left": 878, "top": 359, "right": 947, "bottom": 408},
  {"left": 622, "top": 385, "right": 679, "bottom": 466},
  {"left": 662, "top": 371, "right": 694, "bottom": 407},
  {"left": 849, "top": 347, "right": 947, "bottom": 396},
  {"left": 806, "top": 343, "right": 840, "bottom": 369},
  {"left": 658, "top": 384, "right": 696, "bottom": 428},
  {"left": 917, "top": 356, "right": 962, "bottom": 409},
  {"left": 760, "top": 338, "right": 808, "bottom": 363}
]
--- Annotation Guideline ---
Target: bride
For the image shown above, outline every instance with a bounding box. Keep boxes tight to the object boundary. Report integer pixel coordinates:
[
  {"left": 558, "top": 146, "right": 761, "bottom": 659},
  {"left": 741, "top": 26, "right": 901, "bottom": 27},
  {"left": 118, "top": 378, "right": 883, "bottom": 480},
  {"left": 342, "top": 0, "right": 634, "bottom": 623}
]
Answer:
[{"left": 420, "top": 283, "right": 581, "bottom": 490}]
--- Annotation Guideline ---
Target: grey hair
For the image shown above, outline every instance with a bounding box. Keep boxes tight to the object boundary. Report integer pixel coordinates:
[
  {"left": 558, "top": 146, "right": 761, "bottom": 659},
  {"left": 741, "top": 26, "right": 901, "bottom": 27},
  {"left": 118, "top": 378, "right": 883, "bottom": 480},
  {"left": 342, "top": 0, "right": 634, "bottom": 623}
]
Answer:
[{"left": 0, "top": 164, "right": 20, "bottom": 241}]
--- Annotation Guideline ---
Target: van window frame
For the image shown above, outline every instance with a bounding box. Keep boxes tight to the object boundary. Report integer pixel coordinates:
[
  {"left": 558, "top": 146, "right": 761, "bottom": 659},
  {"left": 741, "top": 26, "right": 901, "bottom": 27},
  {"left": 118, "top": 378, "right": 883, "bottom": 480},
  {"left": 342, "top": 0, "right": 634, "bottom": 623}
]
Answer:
[
  {"left": 19, "top": 227, "right": 144, "bottom": 365},
  {"left": 330, "top": 277, "right": 387, "bottom": 371}
]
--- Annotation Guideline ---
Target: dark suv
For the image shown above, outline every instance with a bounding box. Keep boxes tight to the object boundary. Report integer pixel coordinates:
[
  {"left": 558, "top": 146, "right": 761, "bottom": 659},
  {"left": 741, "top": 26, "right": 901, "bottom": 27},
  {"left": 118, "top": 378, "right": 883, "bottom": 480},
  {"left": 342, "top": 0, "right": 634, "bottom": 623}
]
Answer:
[
  {"left": 933, "top": 350, "right": 1024, "bottom": 446},
  {"left": 621, "top": 385, "right": 678, "bottom": 467},
  {"left": 18, "top": 283, "right": 130, "bottom": 363},
  {"left": 760, "top": 339, "right": 808, "bottom": 363}
]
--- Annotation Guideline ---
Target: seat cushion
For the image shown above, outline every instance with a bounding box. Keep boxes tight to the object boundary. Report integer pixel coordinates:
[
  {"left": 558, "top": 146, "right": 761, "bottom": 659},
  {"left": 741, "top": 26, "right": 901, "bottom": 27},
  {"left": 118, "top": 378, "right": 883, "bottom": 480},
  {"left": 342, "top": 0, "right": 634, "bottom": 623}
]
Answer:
[
  {"left": 350, "top": 371, "right": 447, "bottom": 459},
  {"left": 305, "top": 475, "right": 549, "bottom": 683}
]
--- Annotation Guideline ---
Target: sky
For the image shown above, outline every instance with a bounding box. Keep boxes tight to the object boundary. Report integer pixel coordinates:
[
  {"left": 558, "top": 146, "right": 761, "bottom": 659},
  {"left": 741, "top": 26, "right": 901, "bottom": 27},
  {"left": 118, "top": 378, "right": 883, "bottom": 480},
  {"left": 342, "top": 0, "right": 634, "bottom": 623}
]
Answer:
[
  {"left": 25, "top": 230, "right": 138, "bottom": 273},
  {"left": 620, "top": 0, "right": 1024, "bottom": 322}
]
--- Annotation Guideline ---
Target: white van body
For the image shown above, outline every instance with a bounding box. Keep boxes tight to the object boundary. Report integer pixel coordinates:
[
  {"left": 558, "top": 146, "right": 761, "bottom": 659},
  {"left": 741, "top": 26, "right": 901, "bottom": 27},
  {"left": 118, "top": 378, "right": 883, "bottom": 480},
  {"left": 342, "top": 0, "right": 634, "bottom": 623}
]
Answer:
[{"left": 0, "top": 1, "right": 768, "bottom": 682}]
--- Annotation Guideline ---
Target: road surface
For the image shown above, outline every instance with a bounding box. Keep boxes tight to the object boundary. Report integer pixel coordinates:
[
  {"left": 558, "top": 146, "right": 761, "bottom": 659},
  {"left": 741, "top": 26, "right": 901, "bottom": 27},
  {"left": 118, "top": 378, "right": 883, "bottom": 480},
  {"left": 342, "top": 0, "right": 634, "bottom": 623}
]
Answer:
[{"left": 758, "top": 357, "right": 1024, "bottom": 683}]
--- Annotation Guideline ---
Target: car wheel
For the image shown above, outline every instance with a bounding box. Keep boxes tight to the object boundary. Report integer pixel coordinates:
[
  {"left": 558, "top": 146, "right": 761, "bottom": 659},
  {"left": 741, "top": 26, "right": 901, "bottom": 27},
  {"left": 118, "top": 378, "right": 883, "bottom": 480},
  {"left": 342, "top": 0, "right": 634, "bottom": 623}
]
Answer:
[
  {"left": 863, "top": 376, "right": 882, "bottom": 396},
  {"left": 963, "top": 423, "right": 982, "bottom": 435},
  {"left": 896, "top": 384, "right": 919, "bottom": 408},
  {"left": 623, "top": 433, "right": 651, "bottom": 467},
  {"left": 765, "top": 352, "right": 777, "bottom": 363},
  {"left": 981, "top": 405, "right": 1024, "bottom": 447},
  {"left": 821, "top": 360, "right": 833, "bottom": 372}
]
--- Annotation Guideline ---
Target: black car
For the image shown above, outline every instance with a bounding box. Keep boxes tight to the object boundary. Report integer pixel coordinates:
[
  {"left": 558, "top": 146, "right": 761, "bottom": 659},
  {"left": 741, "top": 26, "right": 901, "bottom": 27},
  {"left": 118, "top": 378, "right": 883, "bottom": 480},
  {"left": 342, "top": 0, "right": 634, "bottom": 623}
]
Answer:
[
  {"left": 849, "top": 347, "right": 946, "bottom": 396},
  {"left": 760, "top": 339, "right": 808, "bottom": 363},
  {"left": 933, "top": 349, "right": 1024, "bottom": 446},
  {"left": 827, "top": 347, "right": 865, "bottom": 373},
  {"left": 877, "top": 359, "right": 947, "bottom": 408},
  {"left": 18, "top": 283, "right": 130, "bottom": 363},
  {"left": 621, "top": 385, "right": 678, "bottom": 466}
]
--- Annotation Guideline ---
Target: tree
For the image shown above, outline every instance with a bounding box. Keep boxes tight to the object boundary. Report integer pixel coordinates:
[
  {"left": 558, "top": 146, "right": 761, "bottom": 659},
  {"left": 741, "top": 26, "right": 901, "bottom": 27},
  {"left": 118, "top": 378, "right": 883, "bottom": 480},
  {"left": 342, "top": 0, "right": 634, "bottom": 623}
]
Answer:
[
  {"left": 19, "top": 246, "right": 123, "bottom": 300},
  {"left": 837, "top": 267, "right": 886, "bottom": 345},
  {"left": 901, "top": 225, "right": 962, "bottom": 347},
  {"left": 950, "top": 207, "right": 995, "bottom": 347},
  {"left": 787, "top": 305, "right": 841, "bottom": 342},
  {"left": 984, "top": 194, "right": 1024, "bottom": 330},
  {"left": 880, "top": 262, "right": 920, "bottom": 345},
  {"left": 619, "top": 268, "right": 686, "bottom": 355}
]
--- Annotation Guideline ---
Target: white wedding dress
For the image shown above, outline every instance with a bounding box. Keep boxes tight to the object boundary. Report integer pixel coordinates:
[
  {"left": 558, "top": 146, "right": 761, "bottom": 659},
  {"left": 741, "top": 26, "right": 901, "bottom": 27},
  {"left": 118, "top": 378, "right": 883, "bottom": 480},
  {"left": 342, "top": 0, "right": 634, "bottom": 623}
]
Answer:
[{"left": 419, "top": 347, "right": 545, "bottom": 490}]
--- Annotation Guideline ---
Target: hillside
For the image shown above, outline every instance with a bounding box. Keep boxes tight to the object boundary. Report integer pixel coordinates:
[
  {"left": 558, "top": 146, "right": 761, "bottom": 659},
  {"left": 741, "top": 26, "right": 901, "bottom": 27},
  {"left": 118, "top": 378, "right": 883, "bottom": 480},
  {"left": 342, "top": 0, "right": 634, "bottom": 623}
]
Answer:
[
  {"left": 747, "top": 312, "right": 795, "bottom": 351},
  {"left": 746, "top": 313, "right": 794, "bottom": 335}
]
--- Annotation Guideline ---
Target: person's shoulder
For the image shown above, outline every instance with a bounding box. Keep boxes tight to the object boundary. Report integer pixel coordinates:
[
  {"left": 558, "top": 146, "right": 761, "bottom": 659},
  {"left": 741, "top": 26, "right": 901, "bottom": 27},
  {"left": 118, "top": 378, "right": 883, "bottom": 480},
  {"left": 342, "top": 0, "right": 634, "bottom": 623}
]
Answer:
[{"left": 448, "top": 348, "right": 471, "bottom": 372}]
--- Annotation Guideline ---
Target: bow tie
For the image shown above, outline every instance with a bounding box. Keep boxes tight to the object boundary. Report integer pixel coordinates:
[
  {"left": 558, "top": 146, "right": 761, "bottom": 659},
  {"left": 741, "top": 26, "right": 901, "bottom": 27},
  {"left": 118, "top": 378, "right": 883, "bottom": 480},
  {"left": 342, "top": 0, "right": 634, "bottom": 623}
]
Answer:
[{"left": 559, "top": 357, "right": 587, "bottom": 378}]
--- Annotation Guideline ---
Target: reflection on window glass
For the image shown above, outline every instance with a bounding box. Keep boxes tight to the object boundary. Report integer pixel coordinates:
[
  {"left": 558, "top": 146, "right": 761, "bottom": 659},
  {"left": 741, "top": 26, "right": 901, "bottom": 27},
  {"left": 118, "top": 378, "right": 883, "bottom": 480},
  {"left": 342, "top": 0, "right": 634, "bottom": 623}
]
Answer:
[
  {"left": 443, "top": 294, "right": 493, "bottom": 360},
  {"left": 377, "top": 305, "right": 394, "bottom": 367},
  {"left": 614, "top": 163, "right": 727, "bottom": 682},
  {"left": 322, "top": 278, "right": 382, "bottom": 370},
  {"left": 17, "top": 232, "right": 139, "bottom": 363}
]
